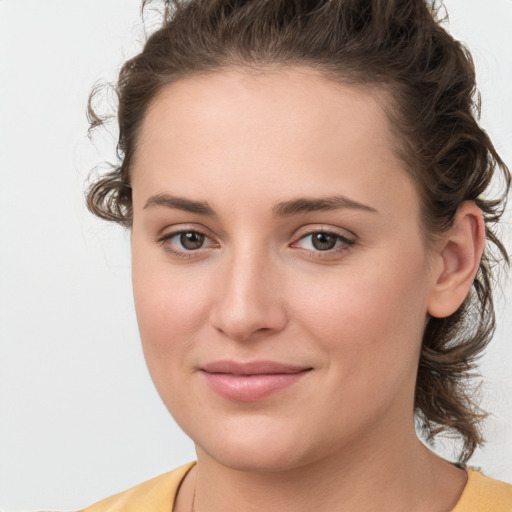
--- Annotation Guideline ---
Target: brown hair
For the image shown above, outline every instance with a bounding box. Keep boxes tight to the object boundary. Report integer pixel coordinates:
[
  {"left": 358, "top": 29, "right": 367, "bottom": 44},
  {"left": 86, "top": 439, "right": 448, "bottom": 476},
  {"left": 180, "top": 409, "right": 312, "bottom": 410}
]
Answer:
[{"left": 86, "top": 0, "right": 510, "bottom": 462}]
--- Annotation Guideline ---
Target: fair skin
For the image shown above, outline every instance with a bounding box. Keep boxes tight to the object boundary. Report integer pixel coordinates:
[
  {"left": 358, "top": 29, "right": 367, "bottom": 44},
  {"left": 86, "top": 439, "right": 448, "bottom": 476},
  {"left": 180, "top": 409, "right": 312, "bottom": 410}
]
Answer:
[{"left": 130, "top": 67, "right": 485, "bottom": 512}]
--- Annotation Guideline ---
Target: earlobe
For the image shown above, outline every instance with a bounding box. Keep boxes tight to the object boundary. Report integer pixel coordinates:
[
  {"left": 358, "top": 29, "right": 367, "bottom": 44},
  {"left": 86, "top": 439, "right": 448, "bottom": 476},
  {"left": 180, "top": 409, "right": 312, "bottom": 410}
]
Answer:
[{"left": 427, "top": 202, "right": 485, "bottom": 319}]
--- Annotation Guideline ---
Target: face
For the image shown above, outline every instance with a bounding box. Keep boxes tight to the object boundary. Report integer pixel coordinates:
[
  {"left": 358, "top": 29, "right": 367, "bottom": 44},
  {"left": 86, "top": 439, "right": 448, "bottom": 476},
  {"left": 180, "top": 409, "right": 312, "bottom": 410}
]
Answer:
[{"left": 130, "top": 67, "right": 435, "bottom": 472}]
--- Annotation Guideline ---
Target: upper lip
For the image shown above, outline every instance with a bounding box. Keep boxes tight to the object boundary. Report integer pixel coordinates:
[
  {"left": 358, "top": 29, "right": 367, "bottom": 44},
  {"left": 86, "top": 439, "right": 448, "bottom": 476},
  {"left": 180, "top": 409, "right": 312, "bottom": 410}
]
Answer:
[{"left": 201, "top": 360, "right": 312, "bottom": 375}]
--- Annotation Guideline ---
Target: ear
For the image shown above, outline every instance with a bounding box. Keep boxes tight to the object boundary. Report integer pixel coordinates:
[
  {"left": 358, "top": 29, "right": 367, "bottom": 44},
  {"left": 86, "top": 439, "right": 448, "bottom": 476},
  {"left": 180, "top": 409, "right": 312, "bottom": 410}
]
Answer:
[{"left": 427, "top": 201, "right": 486, "bottom": 319}]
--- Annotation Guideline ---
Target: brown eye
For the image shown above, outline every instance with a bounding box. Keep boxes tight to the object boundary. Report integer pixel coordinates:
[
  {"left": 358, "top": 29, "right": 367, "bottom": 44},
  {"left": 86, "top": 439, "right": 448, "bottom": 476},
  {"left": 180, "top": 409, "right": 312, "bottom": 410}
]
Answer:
[
  {"left": 180, "top": 231, "right": 205, "bottom": 250},
  {"left": 158, "top": 228, "right": 218, "bottom": 258},
  {"left": 310, "top": 232, "right": 338, "bottom": 251},
  {"left": 291, "top": 229, "right": 356, "bottom": 256}
]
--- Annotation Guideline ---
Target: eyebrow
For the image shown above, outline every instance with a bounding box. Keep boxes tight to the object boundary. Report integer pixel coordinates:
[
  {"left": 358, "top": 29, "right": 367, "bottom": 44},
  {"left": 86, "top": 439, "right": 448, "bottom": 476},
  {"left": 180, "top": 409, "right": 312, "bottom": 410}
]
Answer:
[
  {"left": 144, "top": 194, "right": 216, "bottom": 216},
  {"left": 272, "top": 195, "right": 378, "bottom": 217},
  {"left": 143, "top": 193, "right": 378, "bottom": 217}
]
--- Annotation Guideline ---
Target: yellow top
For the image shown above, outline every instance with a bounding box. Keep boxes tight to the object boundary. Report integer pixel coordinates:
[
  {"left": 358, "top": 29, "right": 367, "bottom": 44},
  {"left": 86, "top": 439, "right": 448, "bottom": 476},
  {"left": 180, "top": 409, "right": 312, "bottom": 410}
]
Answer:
[{"left": 80, "top": 462, "right": 512, "bottom": 512}]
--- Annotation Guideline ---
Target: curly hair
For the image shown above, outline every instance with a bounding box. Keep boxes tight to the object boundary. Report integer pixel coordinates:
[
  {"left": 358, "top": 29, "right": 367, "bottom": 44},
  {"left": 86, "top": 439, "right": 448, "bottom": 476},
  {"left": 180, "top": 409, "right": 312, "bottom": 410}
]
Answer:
[{"left": 86, "top": 0, "right": 510, "bottom": 462}]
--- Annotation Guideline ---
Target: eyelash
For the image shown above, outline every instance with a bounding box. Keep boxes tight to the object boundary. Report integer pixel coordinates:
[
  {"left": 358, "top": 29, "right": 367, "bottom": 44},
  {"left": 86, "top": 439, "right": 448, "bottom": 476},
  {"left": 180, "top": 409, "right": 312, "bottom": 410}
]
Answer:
[
  {"left": 157, "top": 229, "right": 218, "bottom": 259},
  {"left": 156, "top": 227, "right": 357, "bottom": 259},
  {"left": 291, "top": 229, "right": 356, "bottom": 259}
]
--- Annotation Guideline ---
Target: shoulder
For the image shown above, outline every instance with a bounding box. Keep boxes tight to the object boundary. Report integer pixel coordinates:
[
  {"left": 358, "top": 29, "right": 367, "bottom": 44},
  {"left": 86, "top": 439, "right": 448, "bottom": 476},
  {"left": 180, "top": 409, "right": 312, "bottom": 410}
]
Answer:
[
  {"left": 452, "top": 468, "right": 512, "bottom": 512},
  {"left": 79, "top": 462, "right": 196, "bottom": 512}
]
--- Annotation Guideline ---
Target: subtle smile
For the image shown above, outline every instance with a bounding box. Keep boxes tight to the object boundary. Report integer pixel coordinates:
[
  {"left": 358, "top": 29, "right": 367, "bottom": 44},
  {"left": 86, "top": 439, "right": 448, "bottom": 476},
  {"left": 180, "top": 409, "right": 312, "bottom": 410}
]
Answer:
[{"left": 200, "top": 361, "right": 313, "bottom": 402}]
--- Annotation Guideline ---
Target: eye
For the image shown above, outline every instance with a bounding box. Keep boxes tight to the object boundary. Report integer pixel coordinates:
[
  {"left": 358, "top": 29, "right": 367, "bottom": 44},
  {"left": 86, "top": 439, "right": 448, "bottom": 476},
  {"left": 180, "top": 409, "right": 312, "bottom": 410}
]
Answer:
[
  {"left": 291, "top": 229, "right": 356, "bottom": 254},
  {"left": 157, "top": 229, "right": 218, "bottom": 257},
  {"left": 303, "top": 232, "right": 341, "bottom": 251},
  {"left": 176, "top": 231, "right": 205, "bottom": 250}
]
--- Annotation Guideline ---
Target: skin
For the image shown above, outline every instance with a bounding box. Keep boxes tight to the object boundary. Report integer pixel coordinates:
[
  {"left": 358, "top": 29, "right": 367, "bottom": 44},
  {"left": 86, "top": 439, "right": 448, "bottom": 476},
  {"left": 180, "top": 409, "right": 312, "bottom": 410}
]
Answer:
[{"left": 130, "top": 67, "right": 484, "bottom": 512}]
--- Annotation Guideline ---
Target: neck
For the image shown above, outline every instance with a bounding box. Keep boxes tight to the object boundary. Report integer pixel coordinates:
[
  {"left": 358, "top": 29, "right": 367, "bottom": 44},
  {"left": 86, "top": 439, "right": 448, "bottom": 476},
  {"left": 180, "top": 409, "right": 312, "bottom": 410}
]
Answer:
[{"left": 190, "top": 425, "right": 467, "bottom": 512}]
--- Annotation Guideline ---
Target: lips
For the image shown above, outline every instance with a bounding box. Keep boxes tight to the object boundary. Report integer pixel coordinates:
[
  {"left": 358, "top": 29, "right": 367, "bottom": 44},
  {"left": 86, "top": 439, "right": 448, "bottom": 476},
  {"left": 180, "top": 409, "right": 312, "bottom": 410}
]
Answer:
[{"left": 200, "top": 360, "right": 312, "bottom": 401}]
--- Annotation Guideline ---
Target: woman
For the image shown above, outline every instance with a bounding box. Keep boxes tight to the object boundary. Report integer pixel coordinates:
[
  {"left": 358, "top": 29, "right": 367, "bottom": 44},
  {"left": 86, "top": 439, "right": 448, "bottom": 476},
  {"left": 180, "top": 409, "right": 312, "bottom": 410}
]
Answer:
[{"left": 81, "top": 0, "right": 511, "bottom": 510}]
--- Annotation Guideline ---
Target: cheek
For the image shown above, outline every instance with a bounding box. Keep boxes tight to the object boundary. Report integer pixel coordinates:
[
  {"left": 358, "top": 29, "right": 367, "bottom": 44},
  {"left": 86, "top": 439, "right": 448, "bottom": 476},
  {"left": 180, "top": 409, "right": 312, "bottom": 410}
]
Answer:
[
  {"left": 292, "top": 251, "right": 430, "bottom": 391},
  {"left": 131, "top": 258, "right": 216, "bottom": 426},
  {"left": 131, "top": 253, "right": 211, "bottom": 373}
]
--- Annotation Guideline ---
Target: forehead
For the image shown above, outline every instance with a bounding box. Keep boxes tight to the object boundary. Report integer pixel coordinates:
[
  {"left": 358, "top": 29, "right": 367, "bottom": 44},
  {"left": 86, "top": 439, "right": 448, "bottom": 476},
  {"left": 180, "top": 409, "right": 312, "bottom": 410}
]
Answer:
[
  {"left": 132, "top": 66, "right": 416, "bottom": 220},
  {"left": 137, "top": 66, "right": 397, "bottom": 159}
]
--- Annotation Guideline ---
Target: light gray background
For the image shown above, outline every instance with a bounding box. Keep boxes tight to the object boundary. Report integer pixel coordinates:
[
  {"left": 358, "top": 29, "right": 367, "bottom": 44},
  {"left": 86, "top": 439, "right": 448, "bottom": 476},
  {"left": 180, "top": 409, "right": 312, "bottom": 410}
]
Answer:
[{"left": 0, "top": 1, "right": 511, "bottom": 510}]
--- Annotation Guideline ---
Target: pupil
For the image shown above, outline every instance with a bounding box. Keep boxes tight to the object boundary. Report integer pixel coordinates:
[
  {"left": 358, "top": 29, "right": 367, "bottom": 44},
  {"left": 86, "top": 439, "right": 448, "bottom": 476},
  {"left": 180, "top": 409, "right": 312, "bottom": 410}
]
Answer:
[
  {"left": 312, "top": 233, "right": 337, "bottom": 251},
  {"left": 180, "top": 232, "right": 204, "bottom": 250}
]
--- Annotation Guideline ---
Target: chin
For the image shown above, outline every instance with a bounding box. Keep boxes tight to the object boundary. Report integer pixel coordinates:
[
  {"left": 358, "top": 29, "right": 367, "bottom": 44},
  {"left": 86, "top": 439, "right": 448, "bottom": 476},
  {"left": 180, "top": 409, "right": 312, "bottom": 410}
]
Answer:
[
  {"left": 202, "top": 442, "right": 310, "bottom": 473},
  {"left": 191, "top": 416, "right": 320, "bottom": 473}
]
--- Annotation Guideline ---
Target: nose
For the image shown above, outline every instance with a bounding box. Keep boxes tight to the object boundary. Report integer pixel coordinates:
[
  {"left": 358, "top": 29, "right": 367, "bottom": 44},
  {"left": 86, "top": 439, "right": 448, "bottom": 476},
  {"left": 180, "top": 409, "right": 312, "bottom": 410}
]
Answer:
[{"left": 209, "top": 248, "right": 288, "bottom": 342}]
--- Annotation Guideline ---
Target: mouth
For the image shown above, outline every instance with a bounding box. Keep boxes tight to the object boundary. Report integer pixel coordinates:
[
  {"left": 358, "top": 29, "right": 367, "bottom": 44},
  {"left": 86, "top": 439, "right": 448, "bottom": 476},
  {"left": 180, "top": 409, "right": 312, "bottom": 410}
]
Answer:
[{"left": 199, "top": 360, "right": 313, "bottom": 402}]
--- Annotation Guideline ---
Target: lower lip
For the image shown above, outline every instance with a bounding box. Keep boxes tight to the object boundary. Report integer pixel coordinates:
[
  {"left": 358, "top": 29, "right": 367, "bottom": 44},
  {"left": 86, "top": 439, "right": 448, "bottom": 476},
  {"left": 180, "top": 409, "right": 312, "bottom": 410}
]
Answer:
[{"left": 201, "top": 371, "right": 310, "bottom": 401}]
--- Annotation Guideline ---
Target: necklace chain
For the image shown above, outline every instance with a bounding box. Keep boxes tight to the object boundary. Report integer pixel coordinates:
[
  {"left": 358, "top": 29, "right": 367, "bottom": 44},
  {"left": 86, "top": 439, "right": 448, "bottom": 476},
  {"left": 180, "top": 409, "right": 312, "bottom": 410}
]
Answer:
[{"left": 190, "top": 468, "right": 197, "bottom": 512}]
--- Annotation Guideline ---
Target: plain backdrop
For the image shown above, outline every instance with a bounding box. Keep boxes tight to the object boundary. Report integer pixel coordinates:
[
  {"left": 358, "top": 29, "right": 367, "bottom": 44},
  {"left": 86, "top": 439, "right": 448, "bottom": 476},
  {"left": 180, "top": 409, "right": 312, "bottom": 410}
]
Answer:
[{"left": 0, "top": 0, "right": 511, "bottom": 510}]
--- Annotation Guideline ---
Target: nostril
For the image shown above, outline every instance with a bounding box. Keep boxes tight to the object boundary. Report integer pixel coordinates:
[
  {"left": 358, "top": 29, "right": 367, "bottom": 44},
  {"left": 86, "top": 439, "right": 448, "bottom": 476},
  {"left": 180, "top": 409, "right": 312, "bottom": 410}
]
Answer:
[{"left": 211, "top": 311, "right": 288, "bottom": 342}]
